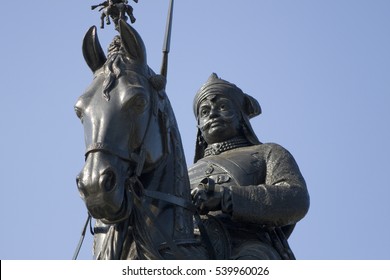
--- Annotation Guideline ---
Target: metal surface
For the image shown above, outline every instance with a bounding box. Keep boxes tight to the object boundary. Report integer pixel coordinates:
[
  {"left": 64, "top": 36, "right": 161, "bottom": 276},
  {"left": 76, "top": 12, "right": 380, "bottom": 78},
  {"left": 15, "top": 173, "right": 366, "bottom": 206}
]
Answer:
[
  {"left": 161, "top": 0, "right": 174, "bottom": 78},
  {"left": 73, "top": 5, "right": 309, "bottom": 260},
  {"left": 189, "top": 73, "right": 310, "bottom": 259}
]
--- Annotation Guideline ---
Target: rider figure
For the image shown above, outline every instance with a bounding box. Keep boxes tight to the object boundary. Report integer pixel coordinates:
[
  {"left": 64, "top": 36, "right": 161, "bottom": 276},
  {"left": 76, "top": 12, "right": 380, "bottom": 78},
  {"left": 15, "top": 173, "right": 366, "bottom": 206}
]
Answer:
[
  {"left": 189, "top": 73, "right": 310, "bottom": 259},
  {"left": 92, "top": 0, "right": 138, "bottom": 28}
]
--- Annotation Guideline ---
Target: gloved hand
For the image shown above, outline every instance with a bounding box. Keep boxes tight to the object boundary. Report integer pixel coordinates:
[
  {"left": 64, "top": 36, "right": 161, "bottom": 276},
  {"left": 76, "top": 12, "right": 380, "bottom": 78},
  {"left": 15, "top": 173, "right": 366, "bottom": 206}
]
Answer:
[{"left": 191, "top": 178, "right": 223, "bottom": 214}]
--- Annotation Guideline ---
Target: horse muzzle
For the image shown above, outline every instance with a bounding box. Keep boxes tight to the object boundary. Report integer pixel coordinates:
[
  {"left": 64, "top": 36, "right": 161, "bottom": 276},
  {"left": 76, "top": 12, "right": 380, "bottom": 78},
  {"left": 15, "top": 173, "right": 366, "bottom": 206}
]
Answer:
[
  {"left": 76, "top": 152, "right": 133, "bottom": 223},
  {"left": 82, "top": 187, "right": 133, "bottom": 224}
]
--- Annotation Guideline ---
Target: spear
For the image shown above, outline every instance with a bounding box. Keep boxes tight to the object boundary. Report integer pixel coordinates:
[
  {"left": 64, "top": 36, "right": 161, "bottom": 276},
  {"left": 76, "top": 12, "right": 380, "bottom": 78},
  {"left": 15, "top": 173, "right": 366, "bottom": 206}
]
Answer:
[{"left": 160, "top": 0, "right": 174, "bottom": 79}]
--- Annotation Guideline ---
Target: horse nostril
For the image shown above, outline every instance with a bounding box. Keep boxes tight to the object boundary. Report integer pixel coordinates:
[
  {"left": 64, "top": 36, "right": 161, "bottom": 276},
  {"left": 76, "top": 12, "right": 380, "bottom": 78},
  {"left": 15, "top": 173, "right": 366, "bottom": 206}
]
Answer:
[
  {"left": 76, "top": 176, "right": 87, "bottom": 198},
  {"left": 99, "top": 169, "right": 117, "bottom": 192}
]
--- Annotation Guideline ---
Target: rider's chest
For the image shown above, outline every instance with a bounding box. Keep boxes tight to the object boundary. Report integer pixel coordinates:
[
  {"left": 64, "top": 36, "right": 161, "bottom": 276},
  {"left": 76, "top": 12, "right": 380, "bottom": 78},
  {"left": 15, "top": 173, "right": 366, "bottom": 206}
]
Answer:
[{"left": 189, "top": 147, "right": 267, "bottom": 188}]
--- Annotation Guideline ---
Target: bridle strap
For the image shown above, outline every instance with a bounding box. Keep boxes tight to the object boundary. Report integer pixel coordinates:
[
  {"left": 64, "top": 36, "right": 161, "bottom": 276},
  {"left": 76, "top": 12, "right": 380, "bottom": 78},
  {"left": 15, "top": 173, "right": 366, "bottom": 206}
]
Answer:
[
  {"left": 85, "top": 142, "right": 132, "bottom": 162},
  {"left": 144, "top": 190, "right": 196, "bottom": 212},
  {"left": 72, "top": 213, "right": 92, "bottom": 260},
  {"left": 144, "top": 190, "right": 217, "bottom": 259},
  {"left": 80, "top": 94, "right": 215, "bottom": 258},
  {"left": 85, "top": 142, "right": 146, "bottom": 178},
  {"left": 84, "top": 87, "right": 154, "bottom": 168},
  {"left": 128, "top": 179, "right": 186, "bottom": 259}
]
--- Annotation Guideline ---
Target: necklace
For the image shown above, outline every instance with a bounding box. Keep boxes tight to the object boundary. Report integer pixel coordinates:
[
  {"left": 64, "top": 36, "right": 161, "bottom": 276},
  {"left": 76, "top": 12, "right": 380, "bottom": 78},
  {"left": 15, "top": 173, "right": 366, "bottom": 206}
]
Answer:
[{"left": 204, "top": 137, "right": 251, "bottom": 157}]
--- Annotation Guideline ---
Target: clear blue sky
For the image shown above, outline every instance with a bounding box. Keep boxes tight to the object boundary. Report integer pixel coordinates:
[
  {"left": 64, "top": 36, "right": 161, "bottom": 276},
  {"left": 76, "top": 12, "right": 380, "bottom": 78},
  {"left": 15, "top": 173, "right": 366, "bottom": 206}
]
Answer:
[{"left": 0, "top": 1, "right": 389, "bottom": 260}]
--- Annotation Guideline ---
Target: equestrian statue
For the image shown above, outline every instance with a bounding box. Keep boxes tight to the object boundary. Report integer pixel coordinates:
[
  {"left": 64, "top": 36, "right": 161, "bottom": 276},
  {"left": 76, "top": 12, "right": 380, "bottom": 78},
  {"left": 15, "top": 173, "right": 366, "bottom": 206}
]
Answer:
[{"left": 73, "top": 0, "right": 309, "bottom": 260}]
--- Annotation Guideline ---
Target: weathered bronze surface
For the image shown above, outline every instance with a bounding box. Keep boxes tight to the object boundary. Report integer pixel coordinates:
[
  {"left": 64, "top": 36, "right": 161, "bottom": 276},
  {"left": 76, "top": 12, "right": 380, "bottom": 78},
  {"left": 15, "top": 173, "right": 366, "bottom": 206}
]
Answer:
[
  {"left": 74, "top": 3, "right": 309, "bottom": 260},
  {"left": 75, "top": 20, "right": 211, "bottom": 259},
  {"left": 189, "top": 74, "right": 310, "bottom": 259}
]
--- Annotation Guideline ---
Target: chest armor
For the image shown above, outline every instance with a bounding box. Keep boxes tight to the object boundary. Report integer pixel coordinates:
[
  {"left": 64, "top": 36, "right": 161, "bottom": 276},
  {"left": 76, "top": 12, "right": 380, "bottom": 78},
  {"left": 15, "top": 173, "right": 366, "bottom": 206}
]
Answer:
[{"left": 188, "top": 146, "right": 266, "bottom": 189}]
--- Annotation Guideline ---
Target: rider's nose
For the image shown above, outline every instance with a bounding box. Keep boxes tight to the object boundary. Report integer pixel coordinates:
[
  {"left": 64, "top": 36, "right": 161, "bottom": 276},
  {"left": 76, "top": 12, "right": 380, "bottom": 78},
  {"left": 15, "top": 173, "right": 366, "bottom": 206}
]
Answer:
[
  {"left": 99, "top": 168, "right": 117, "bottom": 192},
  {"left": 209, "top": 107, "right": 219, "bottom": 118}
]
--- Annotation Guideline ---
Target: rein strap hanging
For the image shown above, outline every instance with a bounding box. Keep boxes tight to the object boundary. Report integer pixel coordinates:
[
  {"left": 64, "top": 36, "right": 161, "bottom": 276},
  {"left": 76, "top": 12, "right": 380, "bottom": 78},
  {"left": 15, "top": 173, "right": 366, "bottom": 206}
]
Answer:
[{"left": 72, "top": 214, "right": 91, "bottom": 260}]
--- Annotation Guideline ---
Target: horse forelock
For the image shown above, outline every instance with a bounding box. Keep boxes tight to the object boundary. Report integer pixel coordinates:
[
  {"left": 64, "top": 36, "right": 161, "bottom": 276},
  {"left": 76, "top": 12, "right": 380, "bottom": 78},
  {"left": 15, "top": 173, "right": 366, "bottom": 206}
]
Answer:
[
  {"left": 102, "top": 52, "right": 131, "bottom": 100},
  {"left": 99, "top": 52, "right": 164, "bottom": 101}
]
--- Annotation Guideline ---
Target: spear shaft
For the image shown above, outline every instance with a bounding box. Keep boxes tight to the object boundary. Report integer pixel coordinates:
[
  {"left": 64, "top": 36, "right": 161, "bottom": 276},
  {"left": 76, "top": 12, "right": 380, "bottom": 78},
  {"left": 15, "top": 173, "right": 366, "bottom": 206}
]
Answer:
[{"left": 160, "top": 0, "right": 174, "bottom": 78}]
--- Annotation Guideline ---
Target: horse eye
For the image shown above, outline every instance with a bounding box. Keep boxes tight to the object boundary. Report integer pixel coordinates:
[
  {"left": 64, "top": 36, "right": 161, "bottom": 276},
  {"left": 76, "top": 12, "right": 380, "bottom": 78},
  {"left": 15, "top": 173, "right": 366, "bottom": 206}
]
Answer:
[
  {"left": 123, "top": 94, "right": 148, "bottom": 113},
  {"left": 133, "top": 96, "right": 148, "bottom": 109}
]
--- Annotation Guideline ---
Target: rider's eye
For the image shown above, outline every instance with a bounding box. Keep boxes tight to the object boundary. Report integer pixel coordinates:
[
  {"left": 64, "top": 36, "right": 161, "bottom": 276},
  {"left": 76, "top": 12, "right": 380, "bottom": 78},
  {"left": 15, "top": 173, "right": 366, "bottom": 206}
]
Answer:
[{"left": 200, "top": 108, "right": 209, "bottom": 117}]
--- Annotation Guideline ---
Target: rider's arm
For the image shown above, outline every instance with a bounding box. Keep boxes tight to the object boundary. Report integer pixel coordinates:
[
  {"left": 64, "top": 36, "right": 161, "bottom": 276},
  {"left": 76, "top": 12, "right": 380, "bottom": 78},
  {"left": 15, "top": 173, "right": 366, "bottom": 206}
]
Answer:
[{"left": 228, "top": 143, "right": 310, "bottom": 227}]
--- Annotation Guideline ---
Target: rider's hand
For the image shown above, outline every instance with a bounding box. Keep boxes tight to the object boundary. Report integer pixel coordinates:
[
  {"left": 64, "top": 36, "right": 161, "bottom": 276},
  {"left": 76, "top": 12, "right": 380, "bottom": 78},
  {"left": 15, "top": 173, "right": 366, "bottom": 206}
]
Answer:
[{"left": 191, "top": 185, "right": 223, "bottom": 215}]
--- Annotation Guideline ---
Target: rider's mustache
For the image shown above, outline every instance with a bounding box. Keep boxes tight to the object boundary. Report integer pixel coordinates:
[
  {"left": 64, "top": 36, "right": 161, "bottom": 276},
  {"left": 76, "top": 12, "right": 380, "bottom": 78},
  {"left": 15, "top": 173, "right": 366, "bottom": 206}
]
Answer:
[{"left": 198, "top": 115, "right": 236, "bottom": 131}]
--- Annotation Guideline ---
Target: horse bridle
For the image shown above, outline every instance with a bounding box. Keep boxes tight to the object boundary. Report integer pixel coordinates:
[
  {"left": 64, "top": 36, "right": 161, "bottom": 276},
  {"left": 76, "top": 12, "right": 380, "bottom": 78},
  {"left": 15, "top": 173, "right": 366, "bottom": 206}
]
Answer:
[
  {"left": 74, "top": 89, "right": 216, "bottom": 260},
  {"left": 85, "top": 142, "right": 146, "bottom": 177}
]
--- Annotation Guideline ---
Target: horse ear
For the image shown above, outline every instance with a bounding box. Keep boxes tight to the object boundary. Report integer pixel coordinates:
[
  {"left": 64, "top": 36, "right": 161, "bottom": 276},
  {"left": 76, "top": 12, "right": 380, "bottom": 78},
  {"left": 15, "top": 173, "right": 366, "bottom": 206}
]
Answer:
[
  {"left": 82, "top": 26, "right": 107, "bottom": 73},
  {"left": 118, "top": 20, "right": 147, "bottom": 64}
]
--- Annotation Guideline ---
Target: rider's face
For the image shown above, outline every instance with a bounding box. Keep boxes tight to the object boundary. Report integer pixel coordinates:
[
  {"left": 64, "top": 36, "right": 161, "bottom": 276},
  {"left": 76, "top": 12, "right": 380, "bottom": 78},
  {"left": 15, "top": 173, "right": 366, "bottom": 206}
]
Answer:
[{"left": 198, "top": 95, "right": 241, "bottom": 144}]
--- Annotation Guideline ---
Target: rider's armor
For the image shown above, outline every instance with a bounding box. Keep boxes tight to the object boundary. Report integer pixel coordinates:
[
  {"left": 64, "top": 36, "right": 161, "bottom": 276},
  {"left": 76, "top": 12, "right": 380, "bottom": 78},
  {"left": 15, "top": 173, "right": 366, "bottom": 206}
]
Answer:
[{"left": 189, "top": 141, "right": 309, "bottom": 259}]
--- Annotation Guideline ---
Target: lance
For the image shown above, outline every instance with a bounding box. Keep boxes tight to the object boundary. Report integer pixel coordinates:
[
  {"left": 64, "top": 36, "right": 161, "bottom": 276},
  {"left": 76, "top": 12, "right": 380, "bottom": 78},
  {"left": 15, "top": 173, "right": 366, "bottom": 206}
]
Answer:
[{"left": 160, "top": 0, "right": 174, "bottom": 78}]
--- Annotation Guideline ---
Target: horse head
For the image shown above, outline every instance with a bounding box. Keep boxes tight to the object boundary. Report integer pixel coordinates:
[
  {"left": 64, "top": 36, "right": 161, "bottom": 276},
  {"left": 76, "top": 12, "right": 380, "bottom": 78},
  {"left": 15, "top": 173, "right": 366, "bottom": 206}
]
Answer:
[{"left": 75, "top": 21, "right": 167, "bottom": 224}]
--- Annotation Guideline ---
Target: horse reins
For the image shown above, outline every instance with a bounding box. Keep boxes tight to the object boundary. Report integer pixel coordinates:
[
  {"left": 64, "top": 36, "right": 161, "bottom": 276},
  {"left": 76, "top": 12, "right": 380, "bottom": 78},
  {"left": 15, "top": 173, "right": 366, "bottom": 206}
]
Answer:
[
  {"left": 74, "top": 88, "right": 216, "bottom": 259},
  {"left": 72, "top": 213, "right": 92, "bottom": 260},
  {"left": 73, "top": 93, "right": 153, "bottom": 260}
]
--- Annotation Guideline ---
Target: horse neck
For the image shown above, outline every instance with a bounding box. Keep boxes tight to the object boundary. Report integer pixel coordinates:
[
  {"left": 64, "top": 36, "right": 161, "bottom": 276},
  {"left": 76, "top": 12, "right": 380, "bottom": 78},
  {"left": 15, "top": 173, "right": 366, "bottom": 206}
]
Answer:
[
  {"left": 143, "top": 95, "right": 191, "bottom": 193},
  {"left": 139, "top": 94, "right": 195, "bottom": 243}
]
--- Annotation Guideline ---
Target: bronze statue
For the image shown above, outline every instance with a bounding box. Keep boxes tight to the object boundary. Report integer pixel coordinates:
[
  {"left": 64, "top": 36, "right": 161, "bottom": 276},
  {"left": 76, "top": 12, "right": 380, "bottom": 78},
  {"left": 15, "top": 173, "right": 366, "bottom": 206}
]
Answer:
[
  {"left": 92, "top": 0, "right": 138, "bottom": 29},
  {"left": 189, "top": 73, "right": 310, "bottom": 259},
  {"left": 73, "top": 1, "right": 309, "bottom": 260},
  {"left": 75, "top": 20, "right": 213, "bottom": 259},
  {"left": 74, "top": 1, "right": 218, "bottom": 260}
]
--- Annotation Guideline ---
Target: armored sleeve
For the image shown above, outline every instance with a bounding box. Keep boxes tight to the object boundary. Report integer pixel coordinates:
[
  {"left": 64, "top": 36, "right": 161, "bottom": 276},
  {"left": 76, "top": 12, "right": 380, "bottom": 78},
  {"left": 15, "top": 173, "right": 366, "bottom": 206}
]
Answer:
[{"left": 229, "top": 143, "right": 310, "bottom": 226}]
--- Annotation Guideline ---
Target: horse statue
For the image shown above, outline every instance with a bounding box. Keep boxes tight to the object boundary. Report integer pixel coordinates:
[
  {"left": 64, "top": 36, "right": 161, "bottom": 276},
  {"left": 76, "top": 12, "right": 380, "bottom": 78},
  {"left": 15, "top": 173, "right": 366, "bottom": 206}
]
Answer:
[{"left": 74, "top": 20, "right": 225, "bottom": 259}]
